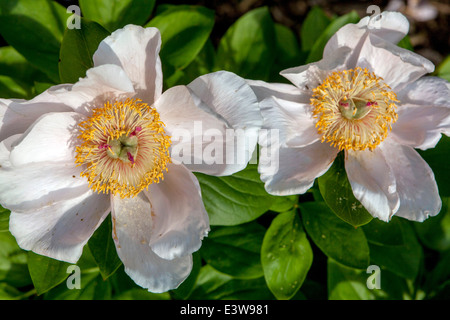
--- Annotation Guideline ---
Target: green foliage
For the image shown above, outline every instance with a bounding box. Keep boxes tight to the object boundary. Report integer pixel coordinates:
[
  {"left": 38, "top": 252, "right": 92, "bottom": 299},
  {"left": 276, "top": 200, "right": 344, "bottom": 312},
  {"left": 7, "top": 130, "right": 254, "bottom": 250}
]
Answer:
[{"left": 0, "top": 1, "right": 449, "bottom": 301}]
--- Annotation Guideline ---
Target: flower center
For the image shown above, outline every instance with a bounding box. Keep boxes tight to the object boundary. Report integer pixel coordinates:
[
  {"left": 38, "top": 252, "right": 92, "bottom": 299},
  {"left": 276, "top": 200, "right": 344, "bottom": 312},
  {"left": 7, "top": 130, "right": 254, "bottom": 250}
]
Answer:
[
  {"left": 75, "top": 98, "right": 171, "bottom": 198},
  {"left": 311, "top": 67, "right": 398, "bottom": 151}
]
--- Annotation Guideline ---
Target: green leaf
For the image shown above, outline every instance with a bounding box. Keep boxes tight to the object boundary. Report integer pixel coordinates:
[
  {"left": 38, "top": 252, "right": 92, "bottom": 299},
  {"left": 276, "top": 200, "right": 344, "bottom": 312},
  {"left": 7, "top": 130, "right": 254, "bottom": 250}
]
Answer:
[
  {"left": 195, "top": 165, "right": 277, "bottom": 226},
  {"left": 437, "top": 55, "right": 450, "bottom": 81},
  {"left": 300, "top": 6, "right": 332, "bottom": 51},
  {"left": 0, "top": 0, "right": 68, "bottom": 82},
  {"left": 146, "top": 4, "right": 214, "bottom": 84},
  {"left": 87, "top": 217, "right": 122, "bottom": 280},
  {"left": 0, "top": 231, "right": 32, "bottom": 288},
  {"left": 200, "top": 222, "right": 265, "bottom": 279},
  {"left": 414, "top": 196, "right": 450, "bottom": 252},
  {"left": 419, "top": 135, "right": 450, "bottom": 196},
  {"left": 300, "top": 201, "right": 370, "bottom": 269},
  {"left": 306, "top": 10, "right": 360, "bottom": 63},
  {"left": 261, "top": 209, "right": 313, "bottom": 300},
  {"left": 215, "top": 6, "right": 276, "bottom": 81},
  {"left": 0, "top": 206, "right": 9, "bottom": 232},
  {"left": 79, "top": 0, "right": 155, "bottom": 32},
  {"left": 363, "top": 217, "right": 423, "bottom": 280},
  {"left": 318, "top": 152, "right": 373, "bottom": 227},
  {"left": 59, "top": 18, "right": 110, "bottom": 84},
  {"left": 189, "top": 265, "right": 274, "bottom": 300},
  {"left": 28, "top": 252, "right": 71, "bottom": 295},
  {"left": 327, "top": 258, "right": 412, "bottom": 300},
  {"left": 269, "top": 23, "right": 304, "bottom": 83}
]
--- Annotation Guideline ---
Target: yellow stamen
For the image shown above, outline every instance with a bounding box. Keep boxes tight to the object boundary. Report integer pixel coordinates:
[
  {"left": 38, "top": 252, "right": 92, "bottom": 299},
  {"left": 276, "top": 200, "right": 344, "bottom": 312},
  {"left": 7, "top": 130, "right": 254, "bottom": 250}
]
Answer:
[
  {"left": 311, "top": 67, "right": 398, "bottom": 151},
  {"left": 75, "top": 98, "right": 171, "bottom": 198}
]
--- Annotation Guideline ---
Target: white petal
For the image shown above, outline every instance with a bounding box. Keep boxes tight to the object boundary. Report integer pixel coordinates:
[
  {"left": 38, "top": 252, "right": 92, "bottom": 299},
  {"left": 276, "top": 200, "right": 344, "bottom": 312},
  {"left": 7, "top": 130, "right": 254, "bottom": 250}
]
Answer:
[
  {"left": 345, "top": 148, "right": 400, "bottom": 222},
  {"left": 0, "top": 88, "right": 73, "bottom": 141},
  {"left": 246, "top": 79, "right": 310, "bottom": 104},
  {"left": 185, "top": 71, "right": 262, "bottom": 175},
  {"left": 93, "top": 25, "right": 162, "bottom": 105},
  {"left": 9, "top": 112, "right": 82, "bottom": 166},
  {"left": 324, "top": 11, "right": 409, "bottom": 62},
  {"left": 247, "top": 80, "right": 319, "bottom": 148},
  {"left": 9, "top": 190, "right": 110, "bottom": 263},
  {"left": 281, "top": 46, "right": 352, "bottom": 90},
  {"left": 357, "top": 11, "right": 409, "bottom": 44},
  {"left": 0, "top": 134, "right": 21, "bottom": 169},
  {"left": 157, "top": 74, "right": 260, "bottom": 176},
  {"left": 380, "top": 139, "right": 441, "bottom": 222},
  {"left": 392, "top": 77, "right": 450, "bottom": 150},
  {"left": 356, "top": 34, "right": 434, "bottom": 91},
  {"left": 259, "top": 140, "right": 338, "bottom": 196},
  {"left": 0, "top": 162, "right": 88, "bottom": 212},
  {"left": 260, "top": 96, "right": 319, "bottom": 148},
  {"left": 146, "top": 163, "right": 209, "bottom": 260},
  {"left": 111, "top": 193, "right": 193, "bottom": 293},
  {"left": 59, "top": 64, "right": 136, "bottom": 115}
]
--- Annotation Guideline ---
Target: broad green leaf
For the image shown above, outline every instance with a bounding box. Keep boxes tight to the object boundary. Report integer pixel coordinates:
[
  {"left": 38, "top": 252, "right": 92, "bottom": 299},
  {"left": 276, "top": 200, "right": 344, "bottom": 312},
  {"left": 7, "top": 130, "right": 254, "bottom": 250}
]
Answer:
[
  {"left": 189, "top": 265, "right": 274, "bottom": 300},
  {"left": 318, "top": 152, "right": 373, "bottom": 227},
  {"left": 79, "top": 0, "right": 155, "bottom": 32},
  {"left": 200, "top": 222, "right": 265, "bottom": 279},
  {"left": 28, "top": 252, "right": 71, "bottom": 295},
  {"left": 269, "top": 195, "right": 298, "bottom": 213},
  {"left": 146, "top": 4, "right": 214, "bottom": 84},
  {"left": 113, "top": 288, "right": 171, "bottom": 300},
  {"left": 327, "top": 258, "right": 412, "bottom": 300},
  {"left": 327, "top": 258, "right": 375, "bottom": 300},
  {"left": 0, "top": 231, "right": 31, "bottom": 288},
  {"left": 0, "top": 206, "right": 9, "bottom": 232},
  {"left": 300, "top": 201, "right": 370, "bottom": 269},
  {"left": 59, "top": 18, "right": 110, "bottom": 84},
  {"left": 300, "top": 6, "right": 332, "bottom": 51},
  {"left": 215, "top": 6, "right": 276, "bottom": 81},
  {"left": 261, "top": 209, "right": 313, "bottom": 300},
  {"left": 419, "top": 135, "right": 450, "bottom": 196},
  {"left": 0, "top": 75, "right": 33, "bottom": 99},
  {"left": 423, "top": 250, "right": 450, "bottom": 298},
  {"left": 88, "top": 217, "right": 122, "bottom": 280},
  {"left": 269, "top": 23, "right": 304, "bottom": 82},
  {"left": 306, "top": 10, "right": 360, "bottom": 63},
  {"left": 0, "top": 0, "right": 68, "bottom": 82},
  {"left": 0, "top": 282, "right": 23, "bottom": 300},
  {"left": 437, "top": 55, "right": 450, "bottom": 81},
  {"left": 397, "top": 35, "right": 414, "bottom": 51},
  {"left": 363, "top": 217, "right": 422, "bottom": 280},
  {"left": 195, "top": 164, "right": 276, "bottom": 226},
  {"left": 414, "top": 197, "right": 450, "bottom": 252}
]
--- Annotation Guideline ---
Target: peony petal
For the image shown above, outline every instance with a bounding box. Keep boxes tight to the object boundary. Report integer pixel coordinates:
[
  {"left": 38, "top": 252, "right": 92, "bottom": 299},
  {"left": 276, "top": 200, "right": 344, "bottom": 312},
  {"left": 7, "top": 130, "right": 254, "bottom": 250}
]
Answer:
[
  {"left": 111, "top": 193, "right": 193, "bottom": 293},
  {"left": 56, "top": 64, "right": 136, "bottom": 116},
  {"left": 345, "top": 148, "right": 400, "bottom": 222},
  {"left": 185, "top": 71, "right": 262, "bottom": 175},
  {"left": 259, "top": 140, "right": 338, "bottom": 196},
  {"left": 145, "top": 163, "right": 209, "bottom": 260},
  {"left": 324, "top": 11, "right": 409, "bottom": 64},
  {"left": 0, "top": 134, "right": 21, "bottom": 169},
  {"left": 260, "top": 96, "right": 319, "bottom": 148},
  {"left": 0, "top": 161, "right": 89, "bottom": 212},
  {"left": 380, "top": 138, "right": 441, "bottom": 222},
  {"left": 156, "top": 73, "right": 261, "bottom": 176},
  {"left": 9, "top": 112, "right": 83, "bottom": 166},
  {"left": 281, "top": 46, "right": 352, "bottom": 91},
  {"left": 0, "top": 87, "right": 73, "bottom": 141},
  {"left": 392, "top": 77, "right": 450, "bottom": 150},
  {"left": 356, "top": 34, "right": 434, "bottom": 91},
  {"left": 247, "top": 80, "right": 320, "bottom": 148},
  {"left": 9, "top": 190, "right": 110, "bottom": 263},
  {"left": 93, "top": 25, "right": 162, "bottom": 105}
]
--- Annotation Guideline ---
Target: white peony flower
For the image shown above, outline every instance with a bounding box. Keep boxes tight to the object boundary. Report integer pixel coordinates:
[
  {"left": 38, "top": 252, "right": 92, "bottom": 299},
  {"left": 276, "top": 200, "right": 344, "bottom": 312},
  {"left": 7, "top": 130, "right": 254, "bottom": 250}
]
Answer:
[
  {"left": 0, "top": 25, "right": 261, "bottom": 292},
  {"left": 251, "top": 12, "right": 450, "bottom": 222}
]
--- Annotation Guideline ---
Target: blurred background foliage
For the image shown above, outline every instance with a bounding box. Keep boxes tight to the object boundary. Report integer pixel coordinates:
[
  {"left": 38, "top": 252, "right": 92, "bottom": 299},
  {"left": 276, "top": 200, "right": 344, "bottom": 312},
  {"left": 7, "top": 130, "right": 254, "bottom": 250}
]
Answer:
[{"left": 0, "top": 0, "right": 449, "bottom": 300}]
